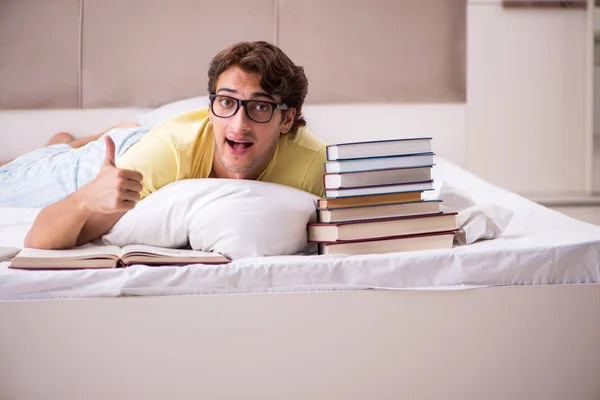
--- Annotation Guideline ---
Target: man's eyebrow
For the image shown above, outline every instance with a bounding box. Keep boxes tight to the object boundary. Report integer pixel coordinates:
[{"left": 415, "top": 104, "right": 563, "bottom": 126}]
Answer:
[
  {"left": 216, "top": 88, "right": 237, "bottom": 94},
  {"left": 251, "top": 92, "right": 276, "bottom": 102},
  {"left": 216, "top": 88, "right": 277, "bottom": 102}
]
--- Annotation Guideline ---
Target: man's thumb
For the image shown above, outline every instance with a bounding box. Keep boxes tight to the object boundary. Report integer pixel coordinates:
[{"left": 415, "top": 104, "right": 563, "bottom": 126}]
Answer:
[{"left": 103, "top": 135, "right": 116, "bottom": 166}]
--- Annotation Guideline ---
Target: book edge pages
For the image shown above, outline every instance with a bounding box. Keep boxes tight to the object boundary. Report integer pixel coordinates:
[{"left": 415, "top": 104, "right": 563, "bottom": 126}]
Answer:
[
  {"left": 326, "top": 182, "right": 433, "bottom": 198},
  {"left": 15, "top": 246, "right": 122, "bottom": 260},
  {"left": 326, "top": 145, "right": 338, "bottom": 161},
  {"left": 10, "top": 257, "right": 118, "bottom": 270}
]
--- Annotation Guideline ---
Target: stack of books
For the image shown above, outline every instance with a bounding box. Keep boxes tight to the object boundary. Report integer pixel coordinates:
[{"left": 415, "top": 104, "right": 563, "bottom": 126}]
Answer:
[{"left": 308, "top": 138, "right": 458, "bottom": 255}]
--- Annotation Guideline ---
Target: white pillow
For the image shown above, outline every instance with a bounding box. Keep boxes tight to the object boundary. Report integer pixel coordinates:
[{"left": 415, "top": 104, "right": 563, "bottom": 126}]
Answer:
[
  {"left": 102, "top": 179, "right": 319, "bottom": 260},
  {"left": 137, "top": 96, "right": 210, "bottom": 128},
  {"left": 437, "top": 183, "right": 514, "bottom": 245}
]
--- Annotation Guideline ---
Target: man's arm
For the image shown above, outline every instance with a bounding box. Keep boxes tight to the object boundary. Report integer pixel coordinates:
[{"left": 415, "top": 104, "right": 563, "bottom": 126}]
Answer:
[
  {"left": 23, "top": 196, "right": 126, "bottom": 249},
  {"left": 24, "top": 136, "right": 143, "bottom": 250}
]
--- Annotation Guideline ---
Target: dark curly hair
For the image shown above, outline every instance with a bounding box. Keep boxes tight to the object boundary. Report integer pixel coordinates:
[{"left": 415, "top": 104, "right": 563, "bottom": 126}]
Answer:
[{"left": 207, "top": 41, "right": 308, "bottom": 134}]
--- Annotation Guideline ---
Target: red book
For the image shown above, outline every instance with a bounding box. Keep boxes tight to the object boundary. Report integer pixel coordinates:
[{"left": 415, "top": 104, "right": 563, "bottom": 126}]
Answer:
[
  {"left": 318, "top": 200, "right": 442, "bottom": 223},
  {"left": 318, "top": 230, "right": 457, "bottom": 255},
  {"left": 308, "top": 213, "right": 458, "bottom": 242}
]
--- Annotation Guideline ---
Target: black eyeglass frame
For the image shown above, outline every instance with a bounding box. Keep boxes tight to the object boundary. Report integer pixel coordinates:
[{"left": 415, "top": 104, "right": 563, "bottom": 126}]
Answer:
[{"left": 209, "top": 93, "right": 289, "bottom": 123}]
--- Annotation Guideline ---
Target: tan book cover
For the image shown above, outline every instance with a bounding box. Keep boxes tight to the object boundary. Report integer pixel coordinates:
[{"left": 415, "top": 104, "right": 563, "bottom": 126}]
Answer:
[{"left": 317, "top": 191, "right": 422, "bottom": 210}]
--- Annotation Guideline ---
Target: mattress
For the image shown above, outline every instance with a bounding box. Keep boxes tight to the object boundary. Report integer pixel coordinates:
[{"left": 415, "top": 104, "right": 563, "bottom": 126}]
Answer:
[{"left": 1, "top": 159, "right": 599, "bottom": 300}]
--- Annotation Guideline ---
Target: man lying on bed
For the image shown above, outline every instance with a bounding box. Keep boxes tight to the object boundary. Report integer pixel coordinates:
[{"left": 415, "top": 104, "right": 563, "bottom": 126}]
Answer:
[{"left": 4, "top": 41, "right": 327, "bottom": 249}]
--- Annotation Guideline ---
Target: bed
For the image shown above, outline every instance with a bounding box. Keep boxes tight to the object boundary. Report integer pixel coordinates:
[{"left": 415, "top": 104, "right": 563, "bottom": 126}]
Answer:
[
  {"left": 2, "top": 1, "right": 600, "bottom": 399},
  {"left": 1, "top": 153, "right": 599, "bottom": 399}
]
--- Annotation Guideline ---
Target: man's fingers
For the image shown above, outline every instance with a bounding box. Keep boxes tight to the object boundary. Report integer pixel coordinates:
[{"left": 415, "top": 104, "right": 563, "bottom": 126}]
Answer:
[
  {"left": 103, "top": 136, "right": 117, "bottom": 167},
  {"left": 117, "top": 168, "right": 143, "bottom": 182},
  {"left": 120, "top": 180, "right": 144, "bottom": 193},
  {"left": 118, "top": 189, "right": 141, "bottom": 203}
]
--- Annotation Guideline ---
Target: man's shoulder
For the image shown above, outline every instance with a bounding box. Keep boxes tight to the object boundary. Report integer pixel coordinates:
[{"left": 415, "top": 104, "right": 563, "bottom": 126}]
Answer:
[
  {"left": 147, "top": 108, "right": 211, "bottom": 147},
  {"left": 281, "top": 126, "right": 328, "bottom": 154},
  {"left": 154, "top": 108, "right": 210, "bottom": 127}
]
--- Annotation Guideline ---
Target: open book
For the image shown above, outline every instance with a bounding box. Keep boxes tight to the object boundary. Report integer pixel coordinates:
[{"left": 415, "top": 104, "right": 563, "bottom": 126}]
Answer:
[{"left": 10, "top": 244, "right": 230, "bottom": 270}]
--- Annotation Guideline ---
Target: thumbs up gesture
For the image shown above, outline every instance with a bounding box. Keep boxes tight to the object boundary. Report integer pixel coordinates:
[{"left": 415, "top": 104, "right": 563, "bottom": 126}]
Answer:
[
  {"left": 103, "top": 134, "right": 118, "bottom": 167},
  {"left": 78, "top": 136, "right": 144, "bottom": 214}
]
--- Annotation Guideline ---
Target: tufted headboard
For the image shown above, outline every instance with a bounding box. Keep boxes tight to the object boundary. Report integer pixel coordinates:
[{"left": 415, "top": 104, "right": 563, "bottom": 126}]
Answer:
[{"left": 0, "top": 0, "right": 466, "bottom": 109}]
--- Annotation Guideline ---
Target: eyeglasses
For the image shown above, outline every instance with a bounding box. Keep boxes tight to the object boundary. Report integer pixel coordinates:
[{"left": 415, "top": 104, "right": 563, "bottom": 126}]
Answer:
[{"left": 209, "top": 94, "right": 289, "bottom": 123}]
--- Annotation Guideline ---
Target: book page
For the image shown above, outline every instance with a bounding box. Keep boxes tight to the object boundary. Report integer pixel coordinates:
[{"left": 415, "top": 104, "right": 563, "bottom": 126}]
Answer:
[
  {"left": 121, "top": 244, "right": 223, "bottom": 259},
  {"left": 17, "top": 245, "right": 122, "bottom": 259}
]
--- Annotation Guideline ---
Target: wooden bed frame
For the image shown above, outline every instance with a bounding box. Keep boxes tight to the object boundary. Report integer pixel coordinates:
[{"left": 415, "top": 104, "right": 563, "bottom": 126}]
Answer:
[{"left": 1, "top": 285, "right": 599, "bottom": 399}]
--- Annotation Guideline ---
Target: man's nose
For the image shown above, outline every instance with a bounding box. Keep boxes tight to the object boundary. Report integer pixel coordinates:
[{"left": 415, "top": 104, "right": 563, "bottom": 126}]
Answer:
[{"left": 229, "top": 104, "right": 252, "bottom": 132}]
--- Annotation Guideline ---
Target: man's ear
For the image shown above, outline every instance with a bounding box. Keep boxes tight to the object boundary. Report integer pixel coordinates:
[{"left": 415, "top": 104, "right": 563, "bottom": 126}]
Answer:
[{"left": 280, "top": 108, "right": 297, "bottom": 135}]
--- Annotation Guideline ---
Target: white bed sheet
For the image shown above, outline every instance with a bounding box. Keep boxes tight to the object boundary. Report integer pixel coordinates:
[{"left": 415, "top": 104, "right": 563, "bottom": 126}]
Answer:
[{"left": 1, "top": 159, "right": 599, "bottom": 300}]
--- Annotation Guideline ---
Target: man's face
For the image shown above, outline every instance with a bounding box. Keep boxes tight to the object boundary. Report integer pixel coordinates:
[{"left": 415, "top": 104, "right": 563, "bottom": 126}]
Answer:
[{"left": 209, "top": 65, "right": 295, "bottom": 179}]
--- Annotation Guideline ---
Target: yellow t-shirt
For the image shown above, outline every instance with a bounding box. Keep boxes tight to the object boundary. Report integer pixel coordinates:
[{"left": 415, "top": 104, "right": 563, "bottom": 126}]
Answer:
[{"left": 116, "top": 109, "right": 328, "bottom": 198}]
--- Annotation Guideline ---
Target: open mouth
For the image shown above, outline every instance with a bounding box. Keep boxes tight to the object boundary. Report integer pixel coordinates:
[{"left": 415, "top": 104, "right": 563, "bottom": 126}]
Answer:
[{"left": 226, "top": 138, "right": 254, "bottom": 152}]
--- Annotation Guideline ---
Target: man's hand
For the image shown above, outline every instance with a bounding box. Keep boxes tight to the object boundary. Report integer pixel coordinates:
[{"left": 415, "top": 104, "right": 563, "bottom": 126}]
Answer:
[
  {"left": 75, "top": 136, "right": 144, "bottom": 214},
  {"left": 25, "top": 135, "right": 145, "bottom": 249}
]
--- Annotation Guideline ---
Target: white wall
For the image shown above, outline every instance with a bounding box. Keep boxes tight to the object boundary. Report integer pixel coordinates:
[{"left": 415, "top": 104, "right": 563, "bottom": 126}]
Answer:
[
  {"left": 0, "top": 1, "right": 593, "bottom": 196},
  {"left": 0, "top": 109, "right": 147, "bottom": 162},
  {"left": 303, "top": 104, "right": 466, "bottom": 167},
  {"left": 467, "top": 1, "right": 589, "bottom": 194},
  {"left": 0, "top": 104, "right": 467, "bottom": 167}
]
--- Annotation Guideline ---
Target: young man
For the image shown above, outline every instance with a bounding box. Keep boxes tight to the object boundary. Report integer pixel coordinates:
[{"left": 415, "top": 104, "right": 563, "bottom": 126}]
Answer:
[{"left": 22, "top": 41, "right": 328, "bottom": 249}]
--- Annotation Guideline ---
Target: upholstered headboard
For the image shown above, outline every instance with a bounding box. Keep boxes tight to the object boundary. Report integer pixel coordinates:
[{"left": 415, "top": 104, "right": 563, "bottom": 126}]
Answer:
[{"left": 0, "top": 0, "right": 466, "bottom": 109}]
